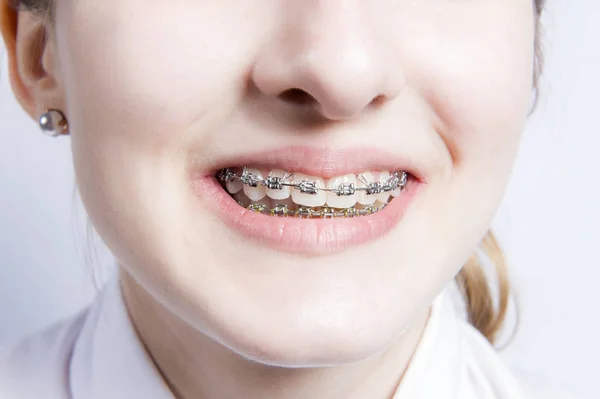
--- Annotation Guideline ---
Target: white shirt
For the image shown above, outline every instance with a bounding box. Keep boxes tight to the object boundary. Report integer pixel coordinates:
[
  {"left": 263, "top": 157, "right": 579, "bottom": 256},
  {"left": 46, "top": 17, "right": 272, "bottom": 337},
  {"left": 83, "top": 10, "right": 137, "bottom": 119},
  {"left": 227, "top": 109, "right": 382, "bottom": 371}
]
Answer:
[{"left": 0, "top": 272, "right": 576, "bottom": 399}]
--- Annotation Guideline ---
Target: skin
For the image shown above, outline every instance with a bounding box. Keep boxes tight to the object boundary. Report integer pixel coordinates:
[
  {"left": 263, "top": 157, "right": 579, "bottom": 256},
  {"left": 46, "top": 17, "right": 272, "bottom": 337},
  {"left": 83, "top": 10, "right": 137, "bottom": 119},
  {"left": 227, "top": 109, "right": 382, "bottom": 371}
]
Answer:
[{"left": 2, "top": 0, "right": 536, "bottom": 398}]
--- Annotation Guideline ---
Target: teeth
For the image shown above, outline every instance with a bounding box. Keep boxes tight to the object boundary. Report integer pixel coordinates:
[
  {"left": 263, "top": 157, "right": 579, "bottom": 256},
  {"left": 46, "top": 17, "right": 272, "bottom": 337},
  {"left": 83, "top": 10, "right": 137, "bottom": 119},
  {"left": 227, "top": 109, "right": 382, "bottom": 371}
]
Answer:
[
  {"left": 291, "top": 173, "right": 327, "bottom": 207},
  {"left": 296, "top": 206, "right": 314, "bottom": 218},
  {"left": 270, "top": 204, "right": 291, "bottom": 217},
  {"left": 320, "top": 207, "right": 336, "bottom": 219},
  {"left": 219, "top": 167, "right": 408, "bottom": 216},
  {"left": 363, "top": 205, "right": 379, "bottom": 215},
  {"left": 325, "top": 174, "right": 358, "bottom": 208},
  {"left": 247, "top": 196, "right": 272, "bottom": 213},
  {"left": 357, "top": 172, "right": 377, "bottom": 205},
  {"left": 242, "top": 168, "right": 267, "bottom": 201},
  {"left": 226, "top": 179, "right": 243, "bottom": 194},
  {"left": 272, "top": 197, "right": 297, "bottom": 211},
  {"left": 391, "top": 171, "right": 407, "bottom": 197},
  {"left": 343, "top": 207, "right": 358, "bottom": 217},
  {"left": 248, "top": 203, "right": 268, "bottom": 213},
  {"left": 377, "top": 171, "right": 391, "bottom": 203},
  {"left": 265, "top": 169, "right": 292, "bottom": 200}
]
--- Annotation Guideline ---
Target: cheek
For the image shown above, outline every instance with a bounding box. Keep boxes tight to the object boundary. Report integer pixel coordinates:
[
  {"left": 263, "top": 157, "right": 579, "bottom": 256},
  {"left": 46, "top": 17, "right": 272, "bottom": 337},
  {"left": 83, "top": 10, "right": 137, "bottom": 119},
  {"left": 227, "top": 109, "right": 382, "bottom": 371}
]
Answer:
[
  {"left": 53, "top": 1, "right": 268, "bottom": 250},
  {"left": 403, "top": 2, "right": 536, "bottom": 171},
  {"left": 391, "top": 3, "right": 536, "bottom": 275},
  {"left": 56, "top": 0, "right": 264, "bottom": 145},
  {"left": 51, "top": 3, "right": 235, "bottom": 263}
]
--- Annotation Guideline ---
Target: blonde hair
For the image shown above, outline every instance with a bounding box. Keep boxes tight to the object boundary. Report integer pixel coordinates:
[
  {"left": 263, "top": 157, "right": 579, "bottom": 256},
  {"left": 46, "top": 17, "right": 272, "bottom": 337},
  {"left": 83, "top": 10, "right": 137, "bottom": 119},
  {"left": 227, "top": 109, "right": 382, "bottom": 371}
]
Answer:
[
  {"left": 1, "top": 0, "right": 546, "bottom": 347},
  {"left": 456, "top": 231, "right": 512, "bottom": 345},
  {"left": 458, "top": 1, "right": 545, "bottom": 346}
]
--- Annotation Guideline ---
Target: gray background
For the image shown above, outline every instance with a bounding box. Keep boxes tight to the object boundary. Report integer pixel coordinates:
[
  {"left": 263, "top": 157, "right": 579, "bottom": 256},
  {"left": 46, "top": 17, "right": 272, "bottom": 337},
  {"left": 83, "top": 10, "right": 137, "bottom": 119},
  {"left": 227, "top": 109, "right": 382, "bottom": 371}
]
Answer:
[{"left": 0, "top": 1, "right": 597, "bottom": 397}]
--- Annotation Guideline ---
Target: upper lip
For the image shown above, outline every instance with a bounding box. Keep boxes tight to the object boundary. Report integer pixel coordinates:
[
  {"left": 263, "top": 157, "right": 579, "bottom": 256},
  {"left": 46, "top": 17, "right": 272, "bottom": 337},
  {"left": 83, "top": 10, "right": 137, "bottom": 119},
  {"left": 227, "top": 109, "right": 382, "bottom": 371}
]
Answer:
[{"left": 198, "top": 145, "right": 428, "bottom": 183}]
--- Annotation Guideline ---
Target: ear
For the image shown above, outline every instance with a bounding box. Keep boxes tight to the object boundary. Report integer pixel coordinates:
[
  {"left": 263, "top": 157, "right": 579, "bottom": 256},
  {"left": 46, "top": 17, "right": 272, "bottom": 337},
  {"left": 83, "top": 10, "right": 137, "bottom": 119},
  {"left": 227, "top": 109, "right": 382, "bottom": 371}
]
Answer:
[{"left": 1, "top": 3, "right": 63, "bottom": 122}]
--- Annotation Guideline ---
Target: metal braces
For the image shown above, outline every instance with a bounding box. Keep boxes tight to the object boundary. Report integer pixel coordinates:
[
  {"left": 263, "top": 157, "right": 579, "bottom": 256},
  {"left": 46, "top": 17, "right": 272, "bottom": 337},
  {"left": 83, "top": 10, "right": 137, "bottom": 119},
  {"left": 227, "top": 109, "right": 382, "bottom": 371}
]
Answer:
[
  {"left": 242, "top": 202, "right": 387, "bottom": 218},
  {"left": 218, "top": 168, "right": 408, "bottom": 196}
]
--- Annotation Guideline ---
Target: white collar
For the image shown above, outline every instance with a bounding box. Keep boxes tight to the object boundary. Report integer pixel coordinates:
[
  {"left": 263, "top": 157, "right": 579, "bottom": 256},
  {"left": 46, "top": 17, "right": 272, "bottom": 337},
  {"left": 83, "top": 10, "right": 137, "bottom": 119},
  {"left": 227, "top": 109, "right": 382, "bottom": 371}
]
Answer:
[
  {"left": 68, "top": 270, "right": 526, "bottom": 399},
  {"left": 391, "top": 288, "right": 462, "bottom": 399},
  {"left": 69, "top": 272, "right": 173, "bottom": 398}
]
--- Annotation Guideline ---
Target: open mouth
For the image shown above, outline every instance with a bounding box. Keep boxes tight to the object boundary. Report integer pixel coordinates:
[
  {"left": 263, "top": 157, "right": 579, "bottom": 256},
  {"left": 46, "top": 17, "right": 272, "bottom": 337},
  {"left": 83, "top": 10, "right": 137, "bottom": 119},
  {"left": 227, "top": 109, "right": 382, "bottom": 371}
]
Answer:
[
  {"left": 216, "top": 167, "right": 411, "bottom": 218},
  {"left": 191, "top": 146, "right": 424, "bottom": 254}
]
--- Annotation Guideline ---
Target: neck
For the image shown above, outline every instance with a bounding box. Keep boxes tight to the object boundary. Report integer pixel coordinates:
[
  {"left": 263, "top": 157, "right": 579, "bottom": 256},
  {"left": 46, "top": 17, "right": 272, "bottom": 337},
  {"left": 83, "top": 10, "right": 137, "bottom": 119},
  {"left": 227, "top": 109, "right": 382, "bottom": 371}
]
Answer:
[{"left": 120, "top": 269, "right": 431, "bottom": 399}]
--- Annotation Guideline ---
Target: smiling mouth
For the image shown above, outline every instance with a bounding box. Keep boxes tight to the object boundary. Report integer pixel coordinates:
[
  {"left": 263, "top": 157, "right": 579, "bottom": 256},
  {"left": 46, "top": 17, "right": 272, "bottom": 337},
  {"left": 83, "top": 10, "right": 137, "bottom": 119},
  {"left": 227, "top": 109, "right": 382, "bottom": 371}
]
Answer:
[
  {"left": 191, "top": 146, "right": 425, "bottom": 254},
  {"left": 216, "top": 167, "right": 411, "bottom": 218}
]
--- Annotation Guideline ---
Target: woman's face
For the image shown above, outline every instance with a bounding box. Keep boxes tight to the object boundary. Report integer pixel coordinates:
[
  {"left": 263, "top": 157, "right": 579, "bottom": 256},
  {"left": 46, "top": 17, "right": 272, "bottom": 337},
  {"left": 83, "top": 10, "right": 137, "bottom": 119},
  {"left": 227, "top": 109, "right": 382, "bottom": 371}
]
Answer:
[{"left": 51, "top": 0, "right": 534, "bottom": 365}]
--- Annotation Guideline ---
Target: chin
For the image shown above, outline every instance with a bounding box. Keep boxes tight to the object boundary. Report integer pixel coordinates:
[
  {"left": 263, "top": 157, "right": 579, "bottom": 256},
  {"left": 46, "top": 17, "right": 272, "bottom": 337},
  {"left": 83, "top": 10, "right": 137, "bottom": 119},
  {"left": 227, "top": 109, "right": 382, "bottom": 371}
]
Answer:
[
  {"left": 213, "top": 309, "right": 412, "bottom": 368},
  {"left": 158, "top": 255, "right": 423, "bottom": 368}
]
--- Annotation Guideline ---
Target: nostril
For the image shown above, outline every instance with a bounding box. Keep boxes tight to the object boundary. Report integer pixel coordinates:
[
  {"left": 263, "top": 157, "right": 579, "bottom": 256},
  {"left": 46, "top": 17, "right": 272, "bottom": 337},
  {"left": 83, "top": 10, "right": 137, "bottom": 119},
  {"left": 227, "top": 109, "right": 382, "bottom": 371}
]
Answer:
[
  {"left": 370, "top": 94, "right": 386, "bottom": 107},
  {"left": 278, "top": 88, "right": 317, "bottom": 106}
]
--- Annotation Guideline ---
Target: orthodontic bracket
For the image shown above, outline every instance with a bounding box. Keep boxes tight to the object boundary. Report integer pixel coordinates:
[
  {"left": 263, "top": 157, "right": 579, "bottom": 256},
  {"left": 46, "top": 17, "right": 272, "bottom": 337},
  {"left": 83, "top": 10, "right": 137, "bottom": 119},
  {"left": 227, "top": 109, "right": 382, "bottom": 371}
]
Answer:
[
  {"left": 219, "top": 168, "right": 408, "bottom": 195},
  {"left": 239, "top": 203, "right": 389, "bottom": 219},
  {"left": 335, "top": 183, "right": 356, "bottom": 196},
  {"left": 296, "top": 180, "right": 319, "bottom": 195},
  {"left": 240, "top": 168, "right": 262, "bottom": 187}
]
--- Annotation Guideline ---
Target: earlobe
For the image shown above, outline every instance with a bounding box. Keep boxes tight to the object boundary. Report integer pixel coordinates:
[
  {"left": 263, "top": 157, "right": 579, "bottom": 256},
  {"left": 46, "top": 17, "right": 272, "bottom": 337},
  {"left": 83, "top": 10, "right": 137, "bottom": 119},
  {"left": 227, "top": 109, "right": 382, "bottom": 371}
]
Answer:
[{"left": 0, "top": 3, "right": 61, "bottom": 121}]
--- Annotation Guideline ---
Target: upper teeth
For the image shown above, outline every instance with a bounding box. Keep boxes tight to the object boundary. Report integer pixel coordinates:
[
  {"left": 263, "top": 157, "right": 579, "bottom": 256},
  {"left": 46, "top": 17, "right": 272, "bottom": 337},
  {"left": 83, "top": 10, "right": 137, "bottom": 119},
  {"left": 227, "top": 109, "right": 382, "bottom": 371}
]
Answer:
[
  {"left": 326, "top": 174, "right": 358, "bottom": 208},
  {"left": 218, "top": 168, "right": 408, "bottom": 208}
]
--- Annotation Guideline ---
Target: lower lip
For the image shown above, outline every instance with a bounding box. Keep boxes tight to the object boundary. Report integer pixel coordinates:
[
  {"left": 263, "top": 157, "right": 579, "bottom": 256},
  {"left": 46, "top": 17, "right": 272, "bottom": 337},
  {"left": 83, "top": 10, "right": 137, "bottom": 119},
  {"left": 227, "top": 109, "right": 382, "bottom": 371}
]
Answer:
[{"left": 191, "top": 175, "right": 423, "bottom": 255}]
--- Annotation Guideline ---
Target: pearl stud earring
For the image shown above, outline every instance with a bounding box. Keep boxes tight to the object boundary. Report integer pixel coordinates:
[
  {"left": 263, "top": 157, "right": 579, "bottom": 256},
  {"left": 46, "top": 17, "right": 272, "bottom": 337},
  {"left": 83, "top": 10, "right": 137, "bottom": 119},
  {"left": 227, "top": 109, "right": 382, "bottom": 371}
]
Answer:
[{"left": 38, "top": 109, "right": 69, "bottom": 137}]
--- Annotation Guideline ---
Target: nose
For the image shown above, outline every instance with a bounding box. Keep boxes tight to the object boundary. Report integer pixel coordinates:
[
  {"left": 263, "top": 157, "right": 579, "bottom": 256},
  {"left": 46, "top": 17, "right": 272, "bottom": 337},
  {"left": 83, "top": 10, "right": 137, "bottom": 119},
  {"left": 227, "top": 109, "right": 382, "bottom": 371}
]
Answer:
[{"left": 251, "top": 2, "right": 404, "bottom": 121}]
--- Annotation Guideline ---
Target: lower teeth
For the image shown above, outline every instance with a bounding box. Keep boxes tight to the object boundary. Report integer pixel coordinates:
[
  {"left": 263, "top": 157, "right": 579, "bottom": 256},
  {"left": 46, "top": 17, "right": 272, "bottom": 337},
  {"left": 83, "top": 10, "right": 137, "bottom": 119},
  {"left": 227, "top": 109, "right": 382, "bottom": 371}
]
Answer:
[{"left": 240, "top": 202, "right": 389, "bottom": 218}]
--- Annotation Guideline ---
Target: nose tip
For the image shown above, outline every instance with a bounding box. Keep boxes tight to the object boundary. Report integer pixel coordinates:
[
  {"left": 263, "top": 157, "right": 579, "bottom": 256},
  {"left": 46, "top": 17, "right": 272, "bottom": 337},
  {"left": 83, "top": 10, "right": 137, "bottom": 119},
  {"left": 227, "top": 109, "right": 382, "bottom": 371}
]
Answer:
[{"left": 251, "top": 8, "right": 404, "bottom": 122}]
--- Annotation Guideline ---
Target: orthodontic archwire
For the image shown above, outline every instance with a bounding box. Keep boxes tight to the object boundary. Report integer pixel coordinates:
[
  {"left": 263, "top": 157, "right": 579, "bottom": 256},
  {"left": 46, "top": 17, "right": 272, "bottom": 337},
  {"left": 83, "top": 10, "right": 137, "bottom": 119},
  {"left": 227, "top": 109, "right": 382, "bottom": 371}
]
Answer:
[{"left": 217, "top": 168, "right": 408, "bottom": 196}]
